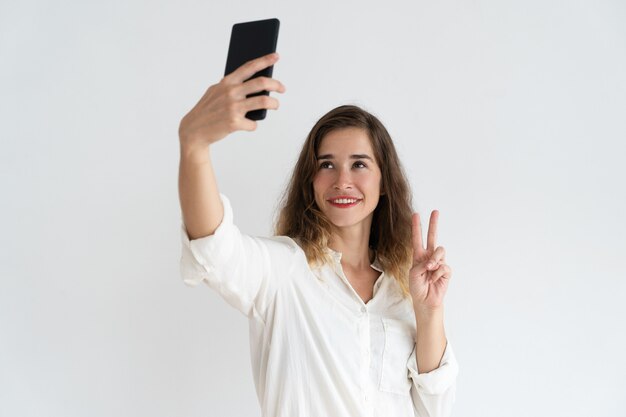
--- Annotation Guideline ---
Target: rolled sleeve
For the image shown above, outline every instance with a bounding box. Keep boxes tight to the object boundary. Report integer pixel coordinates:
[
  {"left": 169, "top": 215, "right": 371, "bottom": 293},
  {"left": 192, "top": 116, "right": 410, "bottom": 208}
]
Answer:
[
  {"left": 179, "top": 193, "right": 297, "bottom": 319},
  {"left": 407, "top": 340, "right": 458, "bottom": 417},
  {"left": 180, "top": 192, "right": 237, "bottom": 286}
]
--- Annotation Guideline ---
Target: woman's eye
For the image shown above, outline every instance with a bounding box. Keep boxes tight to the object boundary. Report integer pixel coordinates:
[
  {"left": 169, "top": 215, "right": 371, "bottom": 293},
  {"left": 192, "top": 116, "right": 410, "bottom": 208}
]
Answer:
[{"left": 318, "top": 161, "right": 367, "bottom": 169}]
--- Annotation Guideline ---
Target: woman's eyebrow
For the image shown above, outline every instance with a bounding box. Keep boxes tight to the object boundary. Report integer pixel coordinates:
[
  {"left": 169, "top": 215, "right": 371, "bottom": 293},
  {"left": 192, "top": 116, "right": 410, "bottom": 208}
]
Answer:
[{"left": 316, "top": 154, "right": 373, "bottom": 161}]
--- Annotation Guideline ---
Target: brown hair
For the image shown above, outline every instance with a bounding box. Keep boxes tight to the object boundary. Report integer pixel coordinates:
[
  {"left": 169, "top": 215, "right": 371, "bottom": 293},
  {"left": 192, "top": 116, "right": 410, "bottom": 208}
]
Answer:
[{"left": 273, "top": 104, "right": 414, "bottom": 298}]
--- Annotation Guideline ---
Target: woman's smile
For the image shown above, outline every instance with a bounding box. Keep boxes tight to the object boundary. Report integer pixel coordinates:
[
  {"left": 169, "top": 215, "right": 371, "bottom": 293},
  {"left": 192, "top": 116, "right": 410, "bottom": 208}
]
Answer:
[{"left": 327, "top": 195, "right": 363, "bottom": 208}]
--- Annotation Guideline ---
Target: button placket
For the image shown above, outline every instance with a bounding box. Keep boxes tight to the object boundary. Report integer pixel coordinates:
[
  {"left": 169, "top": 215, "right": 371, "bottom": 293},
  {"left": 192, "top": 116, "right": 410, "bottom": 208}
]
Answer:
[
  {"left": 328, "top": 249, "right": 370, "bottom": 308},
  {"left": 358, "top": 310, "right": 371, "bottom": 400}
]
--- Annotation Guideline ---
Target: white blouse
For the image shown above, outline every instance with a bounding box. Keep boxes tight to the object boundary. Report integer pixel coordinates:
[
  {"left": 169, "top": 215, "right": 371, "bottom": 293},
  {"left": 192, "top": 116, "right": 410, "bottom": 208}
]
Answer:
[{"left": 180, "top": 193, "right": 459, "bottom": 417}]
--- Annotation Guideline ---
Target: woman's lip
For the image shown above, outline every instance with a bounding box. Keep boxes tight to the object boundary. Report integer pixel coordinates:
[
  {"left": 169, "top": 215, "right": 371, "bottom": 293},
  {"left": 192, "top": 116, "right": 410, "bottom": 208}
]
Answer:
[
  {"left": 327, "top": 197, "right": 362, "bottom": 201},
  {"left": 328, "top": 200, "right": 361, "bottom": 208}
]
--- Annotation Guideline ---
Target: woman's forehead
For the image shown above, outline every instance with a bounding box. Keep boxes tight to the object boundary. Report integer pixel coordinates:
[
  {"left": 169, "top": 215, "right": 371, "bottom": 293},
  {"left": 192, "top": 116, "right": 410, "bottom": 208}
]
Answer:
[{"left": 317, "top": 128, "right": 373, "bottom": 155}]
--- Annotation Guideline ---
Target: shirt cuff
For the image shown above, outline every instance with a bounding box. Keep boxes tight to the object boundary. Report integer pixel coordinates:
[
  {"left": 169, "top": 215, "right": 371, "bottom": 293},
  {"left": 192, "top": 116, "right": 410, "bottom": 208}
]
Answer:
[
  {"left": 407, "top": 339, "right": 459, "bottom": 395},
  {"left": 179, "top": 193, "right": 236, "bottom": 286}
]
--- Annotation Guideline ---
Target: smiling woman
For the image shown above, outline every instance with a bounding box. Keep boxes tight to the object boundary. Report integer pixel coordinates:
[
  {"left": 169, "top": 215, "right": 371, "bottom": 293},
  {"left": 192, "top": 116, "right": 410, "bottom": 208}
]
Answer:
[
  {"left": 276, "top": 108, "right": 415, "bottom": 297},
  {"left": 178, "top": 53, "right": 458, "bottom": 417}
]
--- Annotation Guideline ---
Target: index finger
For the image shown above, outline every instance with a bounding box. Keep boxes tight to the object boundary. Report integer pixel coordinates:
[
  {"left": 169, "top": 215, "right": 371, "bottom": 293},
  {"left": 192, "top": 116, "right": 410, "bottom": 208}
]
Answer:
[
  {"left": 427, "top": 210, "right": 439, "bottom": 251},
  {"left": 224, "top": 52, "right": 279, "bottom": 85}
]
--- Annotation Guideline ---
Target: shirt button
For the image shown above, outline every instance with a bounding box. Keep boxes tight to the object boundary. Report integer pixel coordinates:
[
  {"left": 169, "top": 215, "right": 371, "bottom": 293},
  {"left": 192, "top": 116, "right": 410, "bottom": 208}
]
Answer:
[{"left": 360, "top": 306, "right": 367, "bottom": 313}]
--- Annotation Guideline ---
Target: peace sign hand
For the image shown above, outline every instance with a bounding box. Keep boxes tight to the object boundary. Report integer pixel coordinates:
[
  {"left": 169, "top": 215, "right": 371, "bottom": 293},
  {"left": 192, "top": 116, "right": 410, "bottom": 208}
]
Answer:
[{"left": 409, "top": 210, "right": 452, "bottom": 313}]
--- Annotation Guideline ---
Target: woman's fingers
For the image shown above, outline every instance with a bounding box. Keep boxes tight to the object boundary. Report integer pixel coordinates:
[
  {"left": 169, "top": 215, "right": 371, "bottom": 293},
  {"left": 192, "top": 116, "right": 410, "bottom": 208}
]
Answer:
[
  {"left": 237, "top": 117, "right": 258, "bottom": 132},
  {"left": 238, "top": 76, "right": 286, "bottom": 97},
  {"left": 240, "top": 94, "right": 280, "bottom": 112},
  {"left": 427, "top": 210, "right": 439, "bottom": 252},
  {"left": 426, "top": 246, "right": 446, "bottom": 269},
  {"left": 430, "top": 264, "right": 452, "bottom": 284},
  {"left": 224, "top": 52, "right": 280, "bottom": 85},
  {"left": 178, "top": 53, "right": 284, "bottom": 148}
]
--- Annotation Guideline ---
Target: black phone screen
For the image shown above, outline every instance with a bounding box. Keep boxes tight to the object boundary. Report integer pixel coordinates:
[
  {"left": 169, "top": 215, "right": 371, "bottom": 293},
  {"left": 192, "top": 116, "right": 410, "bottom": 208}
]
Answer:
[{"left": 224, "top": 18, "right": 280, "bottom": 121}]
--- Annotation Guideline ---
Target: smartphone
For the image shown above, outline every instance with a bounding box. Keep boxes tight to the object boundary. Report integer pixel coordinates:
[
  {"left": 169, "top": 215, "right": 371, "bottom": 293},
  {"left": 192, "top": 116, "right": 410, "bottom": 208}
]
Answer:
[{"left": 224, "top": 18, "right": 280, "bottom": 121}]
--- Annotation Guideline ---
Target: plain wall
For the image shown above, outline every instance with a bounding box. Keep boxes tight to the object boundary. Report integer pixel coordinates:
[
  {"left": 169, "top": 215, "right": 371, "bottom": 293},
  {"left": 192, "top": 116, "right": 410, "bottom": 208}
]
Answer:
[{"left": 1, "top": 0, "right": 625, "bottom": 416}]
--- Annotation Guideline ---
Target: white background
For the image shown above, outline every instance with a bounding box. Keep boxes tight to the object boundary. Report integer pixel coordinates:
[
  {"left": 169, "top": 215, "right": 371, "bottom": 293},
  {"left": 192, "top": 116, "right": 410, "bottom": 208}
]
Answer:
[{"left": 1, "top": 0, "right": 625, "bottom": 416}]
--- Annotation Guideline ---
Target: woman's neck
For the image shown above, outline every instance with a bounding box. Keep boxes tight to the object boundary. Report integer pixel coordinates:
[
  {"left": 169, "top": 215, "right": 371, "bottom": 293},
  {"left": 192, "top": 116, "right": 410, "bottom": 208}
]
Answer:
[{"left": 328, "top": 237, "right": 374, "bottom": 271}]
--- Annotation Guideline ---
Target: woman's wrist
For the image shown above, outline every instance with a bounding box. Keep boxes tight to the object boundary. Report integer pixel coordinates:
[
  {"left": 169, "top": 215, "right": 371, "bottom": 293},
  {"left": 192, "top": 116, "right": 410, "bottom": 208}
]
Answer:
[
  {"left": 180, "top": 140, "right": 211, "bottom": 164},
  {"left": 413, "top": 304, "right": 444, "bottom": 323}
]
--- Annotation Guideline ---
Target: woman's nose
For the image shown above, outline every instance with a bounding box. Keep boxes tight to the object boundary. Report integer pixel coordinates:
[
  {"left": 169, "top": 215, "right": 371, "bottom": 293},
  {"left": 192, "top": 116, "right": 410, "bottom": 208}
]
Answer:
[{"left": 333, "top": 168, "right": 353, "bottom": 189}]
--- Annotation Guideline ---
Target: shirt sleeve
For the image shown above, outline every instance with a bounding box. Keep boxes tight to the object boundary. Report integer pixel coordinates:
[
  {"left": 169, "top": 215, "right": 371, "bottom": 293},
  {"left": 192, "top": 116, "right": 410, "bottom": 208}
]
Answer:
[
  {"left": 407, "top": 339, "right": 459, "bottom": 417},
  {"left": 179, "top": 192, "right": 298, "bottom": 319}
]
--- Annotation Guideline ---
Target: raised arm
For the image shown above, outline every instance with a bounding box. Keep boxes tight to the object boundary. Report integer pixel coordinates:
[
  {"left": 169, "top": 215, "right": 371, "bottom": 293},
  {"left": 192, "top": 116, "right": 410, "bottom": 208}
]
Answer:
[
  {"left": 177, "top": 52, "right": 286, "bottom": 240},
  {"left": 178, "top": 145, "right": 223, "bottom": 240}
]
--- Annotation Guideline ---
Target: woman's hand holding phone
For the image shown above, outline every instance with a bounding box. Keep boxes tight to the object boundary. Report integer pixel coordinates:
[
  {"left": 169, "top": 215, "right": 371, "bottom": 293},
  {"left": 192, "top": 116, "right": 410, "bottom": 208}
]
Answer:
[{"left": 178, "top": 52, "right": 286, "bottom": 151}]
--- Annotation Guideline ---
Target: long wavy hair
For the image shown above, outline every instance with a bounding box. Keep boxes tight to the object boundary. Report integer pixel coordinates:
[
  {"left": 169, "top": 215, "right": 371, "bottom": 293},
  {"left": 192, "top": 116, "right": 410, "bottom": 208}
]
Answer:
[{"left": 273, "top": 104, "right": 415, "bottom": 298}]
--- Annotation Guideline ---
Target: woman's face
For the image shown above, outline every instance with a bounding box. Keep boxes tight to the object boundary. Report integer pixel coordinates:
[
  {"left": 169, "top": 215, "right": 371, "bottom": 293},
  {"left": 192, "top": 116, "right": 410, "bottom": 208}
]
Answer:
[{"left": 312, "top": 127, "right": 383, "bottom": 231}]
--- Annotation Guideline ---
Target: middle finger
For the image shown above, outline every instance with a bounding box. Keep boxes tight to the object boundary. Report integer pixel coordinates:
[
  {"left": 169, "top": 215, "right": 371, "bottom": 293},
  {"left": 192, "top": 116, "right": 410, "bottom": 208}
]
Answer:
[
  {"left": 427, "top": 210, "right": 439, "bottom": 251},
  {"left": 239, "top": 76, "right": 286, "bottom": 97},
  {"left": 240, "top": 94, "right": 280, "bottom": 112}
]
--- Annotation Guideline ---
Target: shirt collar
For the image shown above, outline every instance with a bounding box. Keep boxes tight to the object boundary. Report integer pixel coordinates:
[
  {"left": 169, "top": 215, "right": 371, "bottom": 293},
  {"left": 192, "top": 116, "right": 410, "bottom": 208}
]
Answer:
[{"left": 324, "top": 247, "right": 383, "bottom": 272}]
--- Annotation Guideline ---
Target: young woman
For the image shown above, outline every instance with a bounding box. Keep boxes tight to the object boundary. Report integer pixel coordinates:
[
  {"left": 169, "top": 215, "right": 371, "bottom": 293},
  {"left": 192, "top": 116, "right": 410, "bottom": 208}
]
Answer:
[{"left": 178, "top": 52, "right": 458, "bottom": 417}]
